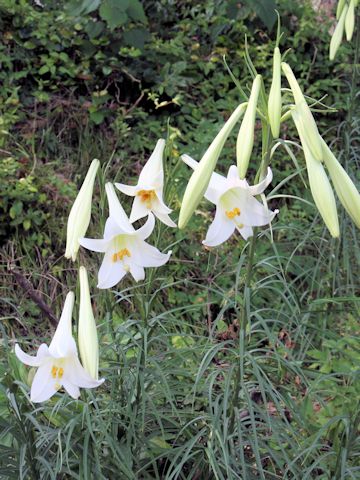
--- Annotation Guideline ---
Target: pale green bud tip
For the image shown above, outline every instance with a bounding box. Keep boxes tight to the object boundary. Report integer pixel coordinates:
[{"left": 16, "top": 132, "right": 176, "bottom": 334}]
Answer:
[
  {"left": 78, "top": 266, "right": 99, "bottom": 380},
  {"left": 345, "top": 0, "right": 355, "bottom": 42},
  {"left": 282, "top": 63, "right": 323, "bottom": 162},
  {"left": 268, "top": 47, "right": 282, "bottom": 138},
  {"left": 65, "top": 159, "right": 100, "bottom": 261},
  {"left": 321, "top": 139, "right": 360, "bottom": 229},
  {"left": 179, "top": 102, "right": 247, "bottom": 228},
  {"left": 237, "top": 74, "right": 262, "bottom": 179},
  {"left": 329, "top": 5, "right": 348, "bottom": 60}
]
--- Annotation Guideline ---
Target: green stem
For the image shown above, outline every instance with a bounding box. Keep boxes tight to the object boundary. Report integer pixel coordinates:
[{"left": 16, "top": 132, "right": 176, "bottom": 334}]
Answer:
[{"left": 229, "top": 113, "right": 274, "bottom": 432}]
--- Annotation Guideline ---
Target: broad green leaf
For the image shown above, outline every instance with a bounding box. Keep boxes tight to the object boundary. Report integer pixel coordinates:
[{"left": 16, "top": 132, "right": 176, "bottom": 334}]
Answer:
[{"left": 127, "top": 0, "right": 147, "bottom": 23}]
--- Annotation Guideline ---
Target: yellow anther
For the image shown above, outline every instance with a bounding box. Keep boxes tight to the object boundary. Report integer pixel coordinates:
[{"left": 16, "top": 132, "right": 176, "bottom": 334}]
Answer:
[
  {"left": 112, "top": 248, "right": 131, "bottom": 263},
  {"left": 225, "top": 207, "right": 241, "bottom": 219},
  {"left": 58, "top": 367, "right": 64, "bottom": 379},
  {"left": 51, "top": 366, "right": 58, "bottom": 378},
  {"left": 137, "top": 189, "right": 156, "bottom": 205}
]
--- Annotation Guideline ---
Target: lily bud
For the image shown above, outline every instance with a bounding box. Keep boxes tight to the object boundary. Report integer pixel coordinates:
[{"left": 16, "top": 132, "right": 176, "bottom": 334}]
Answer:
[
  {"left": 78, "top": 266, "right": 99, "bottom": 380},
  {"left": 178, "top": 102, "right": 247, "bottom": 229},
  {"left": 321, "top": 138, "right": 360, "bottom": 229},
  {"left": 237, "top": 74, "right": 262, "bottom": 179},
  {"left": 65, "top": 159, "right": 100, "bottom": 261},
  {"left": 336, "top": 0, "right": 347, "bottom": 19},
  {"left": 330, "top": 4, "right": 348, "bottom": 60},
  {"left": 292, "top": 110, "right": 339, "bottom": 237},
  {"left": 268, "top": 47, "right": 282, "bottom": 138},
  {"left": 281, "top": 62, "right": 323, "bottom": 162},
  {"left": 345, "top": 0, "right": 355, "bottom": 41}
]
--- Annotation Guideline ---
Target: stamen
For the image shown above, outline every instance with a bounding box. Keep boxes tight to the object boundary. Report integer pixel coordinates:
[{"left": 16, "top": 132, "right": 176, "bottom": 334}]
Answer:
[
  {"left": 225, "top": 207, "right": 241, "bottom": 219},
  {"left": 58, "top": 367, "right": 64, "bottom": 378},
  {"left": 137, "top": 189, "right": 156, "bottom": 206},
  {"left": 112, "top": 248, "right": 131, "bottom": 263},
  {"left": 51, "top": 366, "right": 58, "bottom": 378}
]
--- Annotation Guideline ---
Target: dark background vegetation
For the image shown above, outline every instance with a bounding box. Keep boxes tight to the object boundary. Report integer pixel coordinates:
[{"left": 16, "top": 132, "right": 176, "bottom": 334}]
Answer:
[{"left": 0, "top": 0, "right": 359, "bottom": 478}]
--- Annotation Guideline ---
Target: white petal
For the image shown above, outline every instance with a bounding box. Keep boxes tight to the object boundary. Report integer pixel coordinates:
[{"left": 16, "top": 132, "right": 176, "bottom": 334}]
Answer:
[
  {"left": 97, "top": 252, "right": 127, "bottom": 289},
  {"left": 129, "top": 263, "right": 145, "bottom": 282},
  {"left": 153, "top": 193, "right": 172, "bottom": 214},
  {"left": 154, "top": 211, "right": 177, "bottom": 227},
  {"left": 226, "top": 165, "right": 249, "bottom": 189},
  {"left": 138, "top": 139, "right": 165, "bottom": 185},
  {"left": 136, "top": 213, "right": 156, "bottom": 240},
  {"left": 49, "top": 293, "right": 77, "bottom": 358},
  {"left": 236, "top": 224, "right": 254, "bottom": 240},
  {"left": 129, "top": 196, "right": 149, "bottom": 222},
  {"left": 131, "top": 240, "right": 171, "bottom": 267},
  {"left": 203, "top": 208, "right": 235, "bottom": 247},
  {"left": 181, "top": 154, "right": 227, "bottom": 204},
  {"left": 15, "top": 343, "right": 49, "bottom": 367},
  {"left": 62, "top": 380, "right": 80, "bottom": 399},
  {"left": 30, "top": 361, "right": 58, "bottom": 403},
  {"left": 79, "top": 237, "right": 109, "bottom": 253},
  {"left": 115, "top": 183, "right": 138, "bottom": 197},
  {"left": 105, "top": 183, "right": 134, "bottom": 233},
  {"left": 65, "top": 356, "right": 104, "bottom": 389},
  {"left": 240, "top": 195, "right": 277, "bottom": 227},
  {"left": 247, "top": 167, "right": 273, "bottom": 195}
]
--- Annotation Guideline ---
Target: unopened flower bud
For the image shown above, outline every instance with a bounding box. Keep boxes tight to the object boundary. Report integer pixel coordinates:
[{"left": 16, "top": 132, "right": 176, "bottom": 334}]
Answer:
[
  {"left": 281, "top": 63, "right": 323, "bottom": 162},
  {"left": 321, "top": 138, "right": 360, "bottom": 229},
  {"left": 78, "top": 266, "right": 99, "bottom": 380},
  {"left": 330, "top": 5, "right": 348, "bottom": 60},
  {"left": 268, "top": 47, "right": 282, "bottom": 138},
  {"left": 237, "top": 74, "right": 262, "bottom": 179},
  {"left": 65, "top": 159, "right": 100, "bottom": 261},
  {"left": 292, "top": 110, "right": 339, "bottom": 237},
  {"left": 345, "top": 0, "right": 355, "bottom": 41}
]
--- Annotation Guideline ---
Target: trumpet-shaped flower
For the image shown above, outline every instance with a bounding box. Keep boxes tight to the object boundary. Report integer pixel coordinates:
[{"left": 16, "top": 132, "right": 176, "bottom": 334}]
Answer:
[
  {"left": 65, "top": 159, "right": 100, "bottom": 261},
  {"left": 179, "top": 102, "right": 247, "bottom": 229},
  {"left": 80, "top": 183, "right": 171, "bottom": 289},
  {"left": 115, "top": 139, "right": 176, "bottom": 227},
  {"left": 182, "top": 155, "right": 278, "bottom": 246},
  {"left": 15, "top": 292, "right": 104, "bottom": 403},
  {"left": 78, "top": 266, "right": 100, "bottom": 380}
]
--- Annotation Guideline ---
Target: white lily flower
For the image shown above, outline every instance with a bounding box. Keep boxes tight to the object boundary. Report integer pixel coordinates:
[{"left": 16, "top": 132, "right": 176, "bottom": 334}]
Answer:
[
  {"left": 79, "top": 183, "right": 171, "bottom": 289},
  {"left": 115, "top": 139, "right": 176, "bottom": 227},
  {"left": 182, "top": 155, "right": 278, "bottom": 246},
  {"left": 65, "top": 159, "right": 100, "bottom": 262},
  {"left": 14, "top": 292, "right": 104, "bottom": 403}
]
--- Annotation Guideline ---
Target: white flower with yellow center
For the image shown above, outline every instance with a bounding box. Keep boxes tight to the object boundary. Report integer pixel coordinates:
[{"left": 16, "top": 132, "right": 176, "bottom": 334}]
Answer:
[
  {"left": 80, "top": 183, "right": 171, "bottom": 289},
  {"left": 115, "top": 139, "right": 176, "bottom": 227},
  {"left": 182, "top": 155, "right": 278, "bottom": 246},
  {"left": 14, "top": 292, "right": 104, "bottom": 403}
]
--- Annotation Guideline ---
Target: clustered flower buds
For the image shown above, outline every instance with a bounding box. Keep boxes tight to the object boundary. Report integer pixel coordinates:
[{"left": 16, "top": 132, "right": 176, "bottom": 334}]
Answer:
[{"left": 330, "top": 0, "right": 357, "bottom": 60}]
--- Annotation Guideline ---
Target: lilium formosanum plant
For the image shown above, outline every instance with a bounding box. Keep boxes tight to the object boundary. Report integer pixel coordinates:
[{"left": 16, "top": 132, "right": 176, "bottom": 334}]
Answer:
[
  {"left": 15, "top": 292, "right": 104, "bottom": 403},
  {"left": 182, "top": 155, "right": 278, "bottom": 247},
  {"left": 115, "top": 139, "right": 176, "bottom": 227},
  {"left": 80, "top": 183, "right": 171, "bottom": 289}
]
